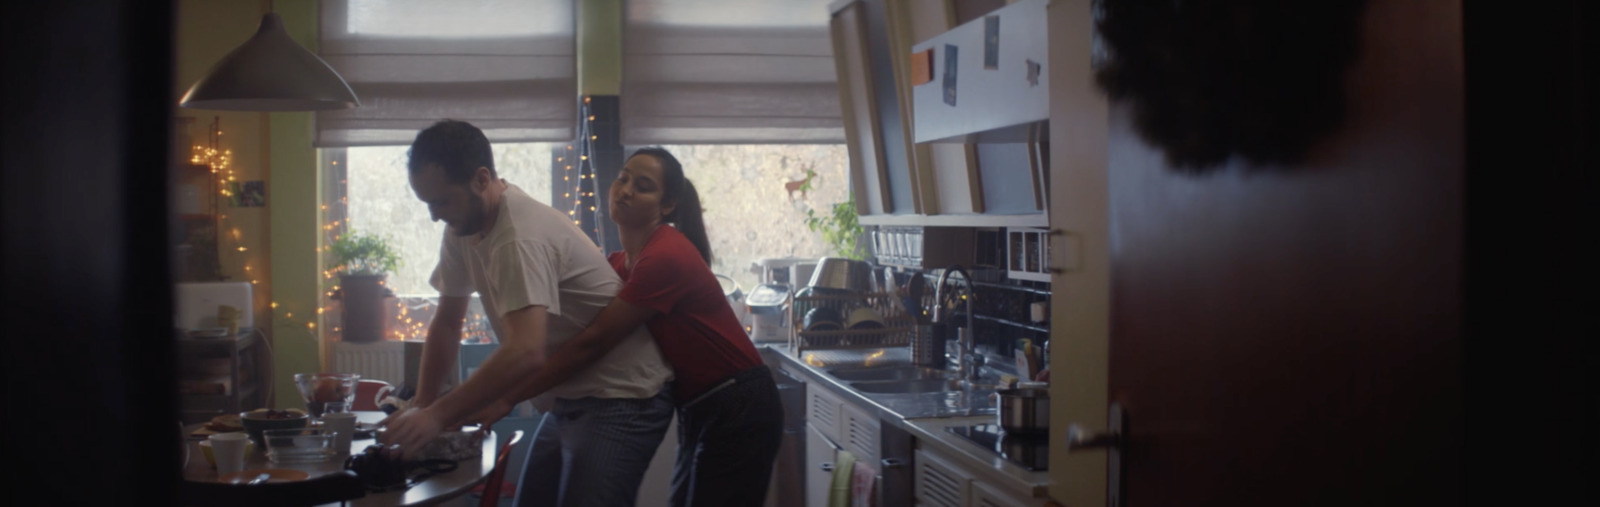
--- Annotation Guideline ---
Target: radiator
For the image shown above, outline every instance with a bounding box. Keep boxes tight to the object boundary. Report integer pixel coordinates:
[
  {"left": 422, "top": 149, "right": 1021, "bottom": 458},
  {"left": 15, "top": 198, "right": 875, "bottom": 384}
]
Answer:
[{"left": 331, "top": 340, "right": 404, "bottom": 385}]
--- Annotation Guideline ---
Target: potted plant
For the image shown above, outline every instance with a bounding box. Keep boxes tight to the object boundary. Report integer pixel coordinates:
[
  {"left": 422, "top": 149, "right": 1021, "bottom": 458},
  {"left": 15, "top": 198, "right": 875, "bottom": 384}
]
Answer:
[
  {"left": 328, "top": 230, "right": 400, "bottom": 343},
  {"left": 804, "top": 197, "right": 867, "bottom": 260}
]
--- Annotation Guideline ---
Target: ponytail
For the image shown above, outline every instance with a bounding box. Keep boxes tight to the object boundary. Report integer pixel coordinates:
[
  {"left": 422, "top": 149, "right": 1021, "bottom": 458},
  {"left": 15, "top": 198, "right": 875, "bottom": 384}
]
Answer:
[
  {"left": 667, "top": 179, "right": 713, "bottom": 266},
  {"left": 629, "top": 147, "right": 714, "bottom": 265}
]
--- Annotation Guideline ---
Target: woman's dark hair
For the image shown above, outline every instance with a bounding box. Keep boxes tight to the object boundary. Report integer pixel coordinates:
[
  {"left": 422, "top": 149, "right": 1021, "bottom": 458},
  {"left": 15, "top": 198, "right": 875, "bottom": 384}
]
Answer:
[
  {"left": 407, "top": 120, "right": 496, "bottom": 183},
  {"left": 629, "top": 147, "right": 712, "bottom": 266}
]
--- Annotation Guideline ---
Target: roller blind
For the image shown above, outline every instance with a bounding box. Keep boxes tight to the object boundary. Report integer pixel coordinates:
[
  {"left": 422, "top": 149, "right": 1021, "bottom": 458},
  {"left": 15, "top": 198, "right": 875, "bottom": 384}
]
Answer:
[
  {"left": 315, "top": 0, "right": 576, "bottom": 147},
  {"left": 621, "top": 0, "right": 843, "bottom": 144}
]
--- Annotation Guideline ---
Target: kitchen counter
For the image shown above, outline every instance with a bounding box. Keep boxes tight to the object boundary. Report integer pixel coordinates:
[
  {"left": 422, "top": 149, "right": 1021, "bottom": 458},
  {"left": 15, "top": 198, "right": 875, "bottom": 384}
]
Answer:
[{"left": 760, "top": 344, "right": 1051, "bottom": 499}]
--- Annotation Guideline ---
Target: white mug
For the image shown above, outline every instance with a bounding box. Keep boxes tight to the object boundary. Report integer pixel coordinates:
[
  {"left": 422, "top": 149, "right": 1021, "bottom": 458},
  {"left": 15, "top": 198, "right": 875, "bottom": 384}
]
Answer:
[
  {"left": 208, "top": 432, "right": 250, "bottom": 476},
  {"left": 322, "top": 413, "right": 358, "bottom": 455}
]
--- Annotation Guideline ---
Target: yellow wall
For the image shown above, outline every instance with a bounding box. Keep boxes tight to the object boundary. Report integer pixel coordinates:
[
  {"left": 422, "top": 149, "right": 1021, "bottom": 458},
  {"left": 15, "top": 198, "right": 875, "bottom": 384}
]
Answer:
[
  {"left": 578, "top": 0, "right": 623, "bottom": 95},
  {"left": 175, "top": 0, "right": 324, "bottom": 408},
  {"left": 266, "top": 0, "right": 324, "bottom": 410},
  {"left": 173, "top": 0, "right": 273, "bottom": 347}
]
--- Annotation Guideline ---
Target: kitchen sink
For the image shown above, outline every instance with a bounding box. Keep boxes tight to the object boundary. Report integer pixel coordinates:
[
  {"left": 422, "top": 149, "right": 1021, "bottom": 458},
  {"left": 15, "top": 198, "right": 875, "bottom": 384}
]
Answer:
[
  {"left": 850, "top": 379, "right": 966, "bottom": 394},
  {"left": 849, "top": 377, "right": 1007, "bottom": 395},
  {"left": 827, "top": 365, "right": 950, "bottom": 382}
]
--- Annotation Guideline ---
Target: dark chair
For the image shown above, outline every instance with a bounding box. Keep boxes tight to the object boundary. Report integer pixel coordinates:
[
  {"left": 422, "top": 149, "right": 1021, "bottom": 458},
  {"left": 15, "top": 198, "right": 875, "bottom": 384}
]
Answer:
[
  {"left": 180, "top": 470, "right": 366, "bottom": 507},
  {"left": 476, "top": 430, "right": 525, "bottom": 507}
]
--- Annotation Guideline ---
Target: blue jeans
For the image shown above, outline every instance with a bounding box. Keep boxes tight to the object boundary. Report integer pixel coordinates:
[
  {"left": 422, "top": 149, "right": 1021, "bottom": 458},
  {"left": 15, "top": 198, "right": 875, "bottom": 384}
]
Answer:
[{"left": 514, "top": 390, "right": 674, "bottom": 507}]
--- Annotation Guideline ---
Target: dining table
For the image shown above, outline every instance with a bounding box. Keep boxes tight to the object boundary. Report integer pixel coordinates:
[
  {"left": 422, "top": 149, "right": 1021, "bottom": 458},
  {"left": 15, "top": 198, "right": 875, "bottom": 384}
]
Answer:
[{"left": 183, "top": 411, "right": 498, "bottom": 506}]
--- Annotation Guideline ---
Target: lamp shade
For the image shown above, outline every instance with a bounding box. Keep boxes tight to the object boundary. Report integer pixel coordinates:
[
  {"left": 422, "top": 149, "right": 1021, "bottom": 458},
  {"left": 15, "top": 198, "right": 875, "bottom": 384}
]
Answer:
[{"left": 180, "top": 13, "right": 359, "bottom": 111}]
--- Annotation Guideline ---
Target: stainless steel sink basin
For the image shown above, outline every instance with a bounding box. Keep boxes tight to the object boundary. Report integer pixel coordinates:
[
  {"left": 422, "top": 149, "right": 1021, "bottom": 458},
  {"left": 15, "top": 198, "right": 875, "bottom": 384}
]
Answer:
[
  {"left": 850, "top": 379, "right": 965, "bottom": 394},
  {"left": 828, "top": 365, "right": 950, "bottom": 382}
]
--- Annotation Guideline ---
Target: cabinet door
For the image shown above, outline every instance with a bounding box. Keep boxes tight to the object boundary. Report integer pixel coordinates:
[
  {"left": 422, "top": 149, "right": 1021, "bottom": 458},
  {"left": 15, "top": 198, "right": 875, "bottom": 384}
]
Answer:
[
  {"left": 971, "top": 479, "right": 1039, "bottom": 507},
  {"left": 840, "top": 403, "right": 881, "bottom": 466},
  {"left": 833, "top": 0, "right": 919, "bottom": 217},
  {"left": 832, "top": 1, "right": 892, "bottom": 217},
  {"left": 910, "top": 0, "right": 1049, "bottom": 143},
  {"left": 913, "top": 448, "right": 969, "bottom": 507},
  {"left": 891, "top": 0, "right": 980, "bottom": 216},
  {"left": 806, "top": 423, "right": 842, "bottom": 507},
  {"left": 807, "top": 386, "right": 844, "bottom": 444},
  {"left": 975, "top": 142, "right": 1046, "bottom": 215}
]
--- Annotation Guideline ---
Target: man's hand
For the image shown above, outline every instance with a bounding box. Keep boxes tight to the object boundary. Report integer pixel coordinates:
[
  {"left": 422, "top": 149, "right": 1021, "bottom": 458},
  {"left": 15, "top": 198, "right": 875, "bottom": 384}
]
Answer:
[
  {"left": 377, "top": 407, "right": 446, "bottom": 459},
  {"left": 465, "top": 398, "right": 515, "bottom": 429}
]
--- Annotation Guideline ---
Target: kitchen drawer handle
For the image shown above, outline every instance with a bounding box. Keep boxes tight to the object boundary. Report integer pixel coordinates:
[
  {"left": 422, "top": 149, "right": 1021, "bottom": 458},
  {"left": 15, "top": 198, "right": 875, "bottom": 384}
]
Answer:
[
  {"left": 819, "top": 462, "right": 835, "bottom": 472},
  {"left": 880, "top": 458, "right": 907, "bottom": 469}
]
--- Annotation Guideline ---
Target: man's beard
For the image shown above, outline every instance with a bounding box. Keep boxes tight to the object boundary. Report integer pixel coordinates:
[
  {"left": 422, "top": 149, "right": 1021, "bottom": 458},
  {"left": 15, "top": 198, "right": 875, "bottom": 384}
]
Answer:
[{"left": 451, "top": 192, "right": 487, "bottom": 236}]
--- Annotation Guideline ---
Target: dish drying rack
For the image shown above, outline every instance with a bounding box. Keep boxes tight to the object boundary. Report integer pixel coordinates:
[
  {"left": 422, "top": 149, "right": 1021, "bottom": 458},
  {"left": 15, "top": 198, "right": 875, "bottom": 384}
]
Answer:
[{"left": 788, "top": 290, "right": 929, "bottom": 354}]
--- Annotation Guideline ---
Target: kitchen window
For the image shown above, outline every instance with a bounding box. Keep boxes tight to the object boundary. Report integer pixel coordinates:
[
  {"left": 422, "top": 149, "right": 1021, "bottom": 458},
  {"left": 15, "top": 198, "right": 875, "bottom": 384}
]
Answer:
[
  {"left": 644, "top": 144, "right": 850, "bottom": 291},
  {"left": 340, "top": 144, "right": 555, "bottom": 297},
  {"left": 320, "top": 144, "right": 553, "bottom": 342},
  {"left": 323, "top": 143, "right": 848, "bottom": 339}
]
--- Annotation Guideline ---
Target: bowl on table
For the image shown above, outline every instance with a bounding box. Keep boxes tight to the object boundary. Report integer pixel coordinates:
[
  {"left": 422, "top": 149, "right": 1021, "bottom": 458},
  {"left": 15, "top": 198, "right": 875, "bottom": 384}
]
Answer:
[
  {"left": 239, "top": 408, "right": 309, "bottom": 444},
  {"left": 293, "top": 372, "right": 360, "bottom": 417}
]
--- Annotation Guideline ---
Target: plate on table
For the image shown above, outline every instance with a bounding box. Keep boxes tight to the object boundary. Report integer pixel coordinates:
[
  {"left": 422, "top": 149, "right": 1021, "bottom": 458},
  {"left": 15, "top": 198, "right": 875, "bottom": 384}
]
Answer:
[{"left": 217, "top": 468, "right": 309, "bottom": 484}]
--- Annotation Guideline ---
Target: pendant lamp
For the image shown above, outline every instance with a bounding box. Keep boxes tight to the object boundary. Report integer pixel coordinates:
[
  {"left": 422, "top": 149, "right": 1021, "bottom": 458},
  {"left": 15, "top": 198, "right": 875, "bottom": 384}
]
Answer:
[{"left": 179, "top": 13, "right": 359, "bottom": 111}]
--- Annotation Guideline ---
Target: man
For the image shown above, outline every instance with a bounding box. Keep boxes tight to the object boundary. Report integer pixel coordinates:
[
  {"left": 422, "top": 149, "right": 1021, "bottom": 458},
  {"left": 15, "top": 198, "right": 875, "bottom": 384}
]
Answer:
[{"left": 379, "top": 120, "right": 674, "bottom": 507}]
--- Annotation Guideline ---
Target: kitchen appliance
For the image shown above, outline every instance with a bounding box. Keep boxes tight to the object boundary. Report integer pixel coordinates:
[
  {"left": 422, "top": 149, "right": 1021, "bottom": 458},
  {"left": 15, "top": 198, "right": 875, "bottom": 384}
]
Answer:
[
  {"left": 945, "top": 424, "right": 1049, "bottom": 471},
  {"left": 790, "top": 261, "right": 817, "bottom": 292},
  {"left": 746, "top": 283, "right": 791, "bottom": 342},
  {"left": 753, "top": 257, "right": 808, "bottom": 287},
  {"left": 175, "top": 281, "right": 254, "bottom": 332},
  {"left": 995, "top": 386, "right": 1049, "bottom": 435}
]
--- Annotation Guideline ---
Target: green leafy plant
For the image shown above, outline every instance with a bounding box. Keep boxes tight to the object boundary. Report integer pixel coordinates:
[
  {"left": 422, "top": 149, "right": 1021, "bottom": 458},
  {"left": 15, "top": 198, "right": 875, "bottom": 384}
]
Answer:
[
  {"left": 327, "top": 230, "right": 400, "bottom": 277},
  {"left": 804, "top": 198, "right": 866, "bottom": 260}
]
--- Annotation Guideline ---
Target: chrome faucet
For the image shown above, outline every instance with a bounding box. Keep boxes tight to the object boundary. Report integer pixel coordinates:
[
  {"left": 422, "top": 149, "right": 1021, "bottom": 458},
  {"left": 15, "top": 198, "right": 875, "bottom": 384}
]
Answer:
[{"left": 932, "top": 265, "right": 983, "bottom": 387}]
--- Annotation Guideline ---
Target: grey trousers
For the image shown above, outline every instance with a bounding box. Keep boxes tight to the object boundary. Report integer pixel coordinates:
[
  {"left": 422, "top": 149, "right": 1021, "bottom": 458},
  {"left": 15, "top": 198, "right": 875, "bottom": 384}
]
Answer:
[{"left": 514, "top": 390, "right": 674, "bottom": 507}]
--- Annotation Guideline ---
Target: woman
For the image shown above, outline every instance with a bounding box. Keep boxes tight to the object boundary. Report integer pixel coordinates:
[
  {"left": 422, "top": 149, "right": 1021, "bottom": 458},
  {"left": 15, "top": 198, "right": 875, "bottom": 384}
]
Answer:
[{"left": 488, "top": 147, "right": 783, "bottom": 507}]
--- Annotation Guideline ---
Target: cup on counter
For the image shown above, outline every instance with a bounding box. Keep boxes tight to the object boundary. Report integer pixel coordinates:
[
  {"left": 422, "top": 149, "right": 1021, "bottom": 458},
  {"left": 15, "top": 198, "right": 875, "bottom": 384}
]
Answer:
[
  {"left": 208, "top": 432, "right": 250, "bottom": 476},
  {"left": 322, "top": 412, "right": 357, "bottom": 455}
]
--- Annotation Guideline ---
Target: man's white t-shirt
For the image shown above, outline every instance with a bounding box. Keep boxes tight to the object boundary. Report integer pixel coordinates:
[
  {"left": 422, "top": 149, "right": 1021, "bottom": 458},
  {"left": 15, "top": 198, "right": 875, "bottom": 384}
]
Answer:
[{"left": 430, "top": 183, "right": 671, "bottom": 405}]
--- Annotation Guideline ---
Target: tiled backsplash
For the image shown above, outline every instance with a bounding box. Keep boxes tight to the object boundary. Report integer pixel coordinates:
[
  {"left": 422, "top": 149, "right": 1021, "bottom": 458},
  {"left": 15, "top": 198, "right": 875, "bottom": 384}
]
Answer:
[{"left": 889, "top": 263, "right": 1050, "bottom": 362}]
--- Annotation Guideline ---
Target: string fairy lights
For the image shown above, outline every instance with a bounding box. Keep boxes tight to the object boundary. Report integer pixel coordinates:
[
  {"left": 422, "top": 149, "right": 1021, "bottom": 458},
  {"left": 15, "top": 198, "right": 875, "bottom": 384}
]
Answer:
[
  {"left": 189, "top": 117, "right": 321, "bottom": 339},
  {"left": 561, "top": 95, "right": 606, "bottom": 243}
]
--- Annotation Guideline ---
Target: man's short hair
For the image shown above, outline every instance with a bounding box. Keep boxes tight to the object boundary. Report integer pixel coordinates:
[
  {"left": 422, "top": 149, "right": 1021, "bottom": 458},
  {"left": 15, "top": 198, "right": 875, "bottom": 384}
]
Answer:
[{"left": 407, "top": 120, "right": 496, "bottom": 184}]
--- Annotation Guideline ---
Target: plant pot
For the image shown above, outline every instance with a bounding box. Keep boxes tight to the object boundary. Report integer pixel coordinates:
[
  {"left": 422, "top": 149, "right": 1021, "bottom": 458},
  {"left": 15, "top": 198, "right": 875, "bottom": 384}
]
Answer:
[{"left": 339, "top": 274, "right": 392, "bottom": 343}]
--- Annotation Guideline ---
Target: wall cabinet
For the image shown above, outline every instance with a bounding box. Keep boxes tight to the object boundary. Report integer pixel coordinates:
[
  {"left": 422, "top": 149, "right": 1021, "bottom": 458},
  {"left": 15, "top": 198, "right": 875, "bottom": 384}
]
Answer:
[
  {"left": 911, "top": 0, "right": 1049, "bottom": 144},
  {"left": 832, "top": 0, "right": 920, "bottom": 218},
  {"left": 832, "top": 0, "right": 1050, "bottom": 228}
]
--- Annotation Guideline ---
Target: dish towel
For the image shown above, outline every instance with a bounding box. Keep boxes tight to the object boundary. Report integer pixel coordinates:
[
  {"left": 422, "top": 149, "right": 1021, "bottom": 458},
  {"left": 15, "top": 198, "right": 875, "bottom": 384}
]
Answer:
[
  {"left": 828, "top": 450, "right": 858, "bottom": 507},
  {"left": 850, "top": 458, "right": 877, "bottom": 507}
]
